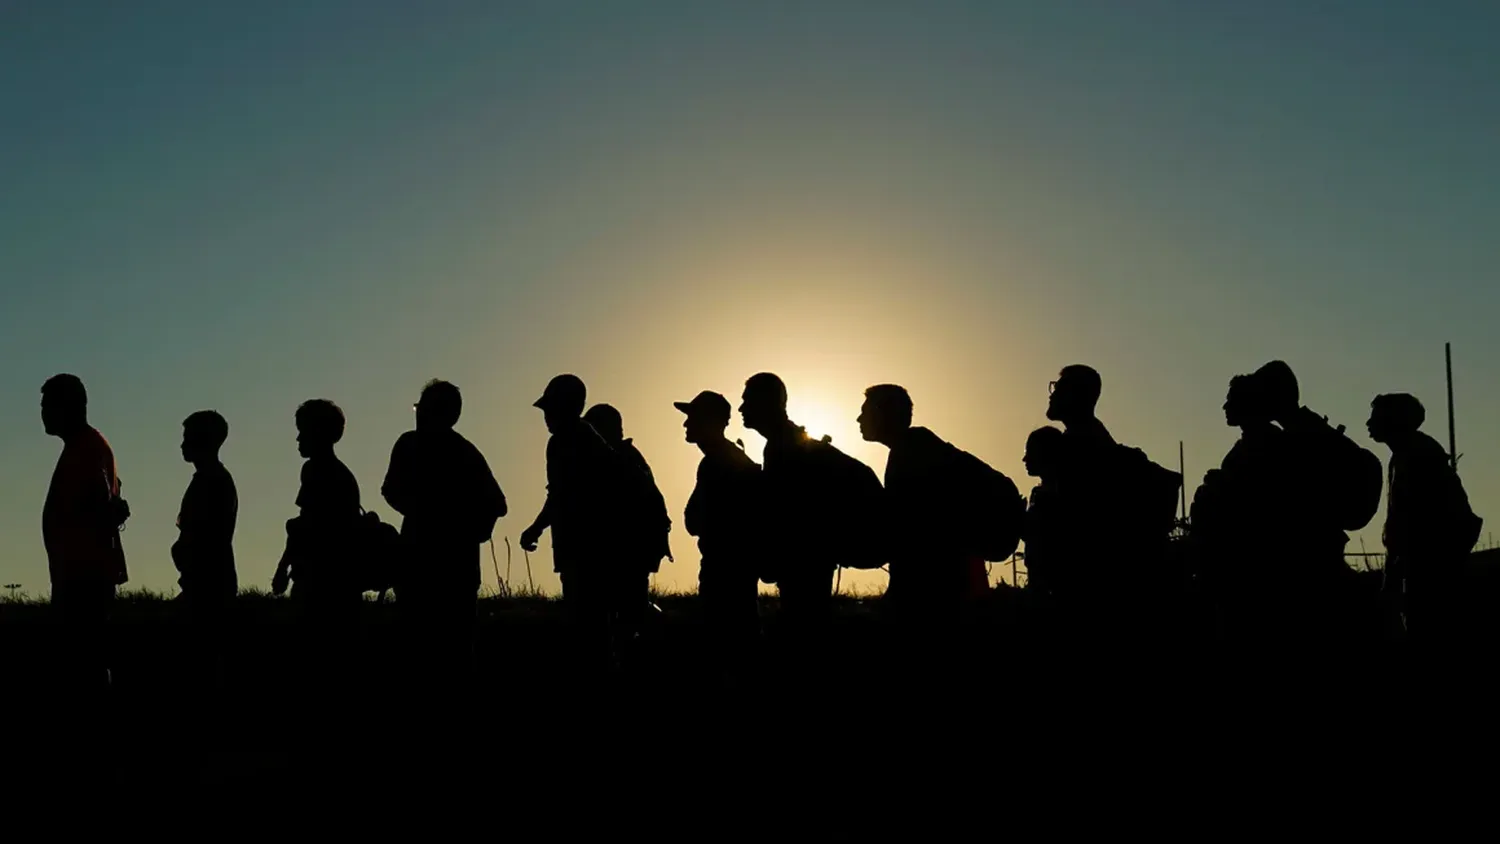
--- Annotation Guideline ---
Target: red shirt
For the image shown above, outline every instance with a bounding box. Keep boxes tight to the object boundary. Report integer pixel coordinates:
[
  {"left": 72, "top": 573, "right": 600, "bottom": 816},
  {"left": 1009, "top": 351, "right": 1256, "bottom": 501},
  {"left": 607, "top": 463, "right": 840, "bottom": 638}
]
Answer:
[{"left": 43, "top": 427, "right": 128, "bottom": 586}]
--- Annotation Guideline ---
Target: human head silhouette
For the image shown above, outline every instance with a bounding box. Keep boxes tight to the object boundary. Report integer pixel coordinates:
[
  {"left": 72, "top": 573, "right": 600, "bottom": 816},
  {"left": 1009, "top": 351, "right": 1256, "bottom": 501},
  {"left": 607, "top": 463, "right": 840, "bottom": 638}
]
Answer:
[
  {"left": 182, "top": 410, "right": 229, "bottom": 465},
  {"left": 416, "top": 380, "right": 462, "bottom": 431},
  {"left": 1367, "top": 393, "right": 1425, "bottom": 445},
  {"left": 1024, "top": 426, "right": 1065, "bottom": 479},
  {"left": 1223, "top": 374, "right": 1272, "bottom": 429},
  {"left": 534, "top": 374, "right": 586, "bottom": 434},
  {"left": 583, "top": 403, "right": 624, "bottom": 445},
  {"left": 675, "top": 391, "right": 732, "bottom": 446},
  {"left": 739, "top": 372, "right": 789, "bottom": 436},
  {"left": 296, "top": 399, "right": 345, "bottom": 458},
  {"left": 1046, "top": 365, "right": 1101, "bottom": 425},
  {"left": 1253, "top": 360, "right": 1300, "bottom": 422},
  {"left": 858, "top": 384, "right": 913, "bottom": 445},
  {"left": 41, "top": 374, "right": 88, "bottom": 438}
]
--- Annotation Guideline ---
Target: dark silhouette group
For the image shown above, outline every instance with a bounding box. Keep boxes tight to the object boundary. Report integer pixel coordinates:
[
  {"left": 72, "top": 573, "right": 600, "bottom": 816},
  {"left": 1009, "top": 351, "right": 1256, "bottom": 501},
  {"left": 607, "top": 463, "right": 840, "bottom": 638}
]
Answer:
[{"left": 35, "top": 358, "right": 1486, "bottom": 696}]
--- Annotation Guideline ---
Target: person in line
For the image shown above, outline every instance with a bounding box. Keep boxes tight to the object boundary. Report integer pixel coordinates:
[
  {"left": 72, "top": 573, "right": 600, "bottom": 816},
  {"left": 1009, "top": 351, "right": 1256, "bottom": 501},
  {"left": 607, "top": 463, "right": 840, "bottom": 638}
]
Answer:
[
  {"left": 857, "top": 384, "right": 990, "bottom": 624},
  {"left": 738, "top": 373, "right": 837, "bottom": 639},
  {"left": 172, "top": 409, "right": 239, "bottom": 690},
  {"left": 1191, "top": 373, "right": 1292, "bottom": 649},
  {"left": 382, "top": 380, "right": 507, "bottom": 693},
  {"left": 1368, "top": 392, "right": 1482, "bottom": 655},
  {"left": 42, "top": 374, "right": 129, "bottom": 694},
  {"left": 1041, "top": 365, "right": 1182, "bottom": 659},
  {"left": 678, "top": 390, "right": 762, "bottom": 679},
  {"left": 1254, "top": 360, "right": 1380, "bottom": 654},
  {"left": 582, "top": 402, "right": 671, "bottom": 653},
  {"left": 272, "top": 399, "right": 364, "bottom": 695},
  {"left": 1021, "top": 425, "right": 1068, "bottom": 598},
  {"left": 520, "top": 374, "right": 617, "bottom": 675}
]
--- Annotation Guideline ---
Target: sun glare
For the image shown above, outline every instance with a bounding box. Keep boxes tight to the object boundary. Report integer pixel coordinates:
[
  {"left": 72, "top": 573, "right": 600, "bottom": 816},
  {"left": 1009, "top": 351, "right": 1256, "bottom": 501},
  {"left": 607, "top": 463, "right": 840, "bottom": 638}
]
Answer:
[{"left": 787, "top": 397, "right": 854, "bottom": 446}]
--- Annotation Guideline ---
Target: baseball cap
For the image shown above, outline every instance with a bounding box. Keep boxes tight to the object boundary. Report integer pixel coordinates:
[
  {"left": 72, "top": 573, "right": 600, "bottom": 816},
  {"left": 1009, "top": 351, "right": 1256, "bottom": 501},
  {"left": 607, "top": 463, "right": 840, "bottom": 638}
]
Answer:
[
  {"left": 673, "top": 390, "right": 731, "bottom": 425},
  {"left": 534, "top": 374, "right": 586, "bottom": 411}
]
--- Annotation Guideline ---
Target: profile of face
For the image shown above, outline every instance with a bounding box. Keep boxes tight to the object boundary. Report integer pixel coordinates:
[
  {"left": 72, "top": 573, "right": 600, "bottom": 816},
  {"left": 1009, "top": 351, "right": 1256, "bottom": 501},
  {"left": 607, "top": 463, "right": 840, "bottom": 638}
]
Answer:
[
  {"left": 542, "top": 406, "right": 570, "bottom": 435},
  {"left": 296, "top": 426, "right": 314, "bottom": 458},
  {"left": 683, "top": 415, "right": 723, "bottom": 446},
  {"left": 738, "top": 389, "right": 780, "bottom": 434},
  {"left": 1024, "top": 429, "right": 1064, "bottom": 479},
  {"left": 1045, "top": 376, "right": 1081, "bottom": 422},
  {"left": 1366, "top": 406, "right": 1400, "bottom": 445},
  {"left": 40, "top": 396, "right": 63, "bottom": 437},
  {"left": 857, "top": 398, "right": 890, "bottom": 443},
  {"left": 181, "top": 426, "right": 207, "bottom": 464}
]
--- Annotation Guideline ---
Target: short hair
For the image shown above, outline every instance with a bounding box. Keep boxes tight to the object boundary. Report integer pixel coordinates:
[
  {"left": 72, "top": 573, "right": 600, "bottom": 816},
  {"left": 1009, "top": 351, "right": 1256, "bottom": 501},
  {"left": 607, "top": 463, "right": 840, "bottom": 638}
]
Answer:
[
  {"left": 42, "top": 374, "right": 87, "bottom": 408},
  {"left": 420, "top": 379, "right": 462, "bottom": 427},
  {"left": 296, "top": 398, "right": 346, "bottom": 444},
  {"left": 184, "top": 410, "right": 229, "bottom": 449},
  {"left": 583, "top": 403, "right": 624, "bottom": 442},
  {"left": 1254, "top": 360, "right": 1300, "bottom": 413},
  {"left": 1026, "top": 425, "right": 1065, "bottom": 452},
  {"left": 744, "top": 372, "right": 788, "bottom": 408},
  {"left": 864, "top": 384, "right": 914, "bottom": 428},
  {"left": 1059, "top": 364, "right": 1102, "bottom": 405},
  {"left": 1373, "top": 393, "right": 1425, "bottom": 432}
]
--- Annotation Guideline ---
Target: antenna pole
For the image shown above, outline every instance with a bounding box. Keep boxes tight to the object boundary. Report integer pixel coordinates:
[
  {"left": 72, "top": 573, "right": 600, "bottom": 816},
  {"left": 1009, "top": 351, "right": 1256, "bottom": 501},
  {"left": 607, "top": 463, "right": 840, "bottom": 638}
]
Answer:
[
  {"left": 1179, "top": 440, "right": 1187, "bottom": 521},
  {"left": 1446, "top": 342, "right": 1458, "bottom": 470}
]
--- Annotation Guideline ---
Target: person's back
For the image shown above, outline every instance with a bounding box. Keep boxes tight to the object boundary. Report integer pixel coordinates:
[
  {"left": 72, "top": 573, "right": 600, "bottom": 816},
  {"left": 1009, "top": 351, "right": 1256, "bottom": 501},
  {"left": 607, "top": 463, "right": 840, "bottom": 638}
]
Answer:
[
  {"left": 882, "top": 426, "right": 982, "bottom": 609},
  {"left": 544, "top": 416, "right": 616, "bottom": 566},
  {"left": 175, "top": 460, "right": 239, "bottom": 598},
  {"left": 1385, "top": 431, "right": 1473, "bottom": 561}
]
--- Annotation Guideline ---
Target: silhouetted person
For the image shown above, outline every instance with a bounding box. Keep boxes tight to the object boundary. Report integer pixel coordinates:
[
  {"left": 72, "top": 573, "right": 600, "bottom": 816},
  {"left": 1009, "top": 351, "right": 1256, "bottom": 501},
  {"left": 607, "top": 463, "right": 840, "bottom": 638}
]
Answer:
[
  {"left": 678, "top": 391, "right": 762, "bottom": 677},
  {"left": 858, "top": 384, "right": 989, "bottom": 623},
  {"left": 272, "top": 399, "right": 363, "bottom": 696},
  {"left": 1368, "top": 393, "right": 1482, "bottom": 653},
  {"left": 1254, "top": 360, "right": 1380, "bottom": 652},
  {"left": 583, "top": 402, "right": 671, "bottom": 654},
  {"left": 1192, "top": 374, "right": 1293, "bottom": 647},
  {"left": 382, "top": 380, "right": 507, "bottom": 693},
  {"left": 1040, "top": 365, "right": 1120, "bottom": 602},
  {"left": 172, "top": 410, "right": 238, "bottom": 689},
  {"left": 521, "top": 374, "right": 617, "bottom": 674},
  {"left": 1041, "top": 365, "right": 1182, "bottom": 652},
  {"left": 1022, "top": 426, "right": 1068, "bottom": 597},
  {"left": 41, "top": 374, "right": 128, "bottom": 694},
  {"left": 740, "top": 373, "right": 883, "bottom": 670}
]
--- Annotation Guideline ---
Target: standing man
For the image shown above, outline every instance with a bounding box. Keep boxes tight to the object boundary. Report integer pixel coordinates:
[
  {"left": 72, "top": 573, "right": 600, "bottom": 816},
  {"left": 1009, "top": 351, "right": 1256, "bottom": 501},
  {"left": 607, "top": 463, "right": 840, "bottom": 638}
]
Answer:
[
  {"left": 739, "top": 373, "right": 882, "bottom": 659},
  {"left": 1367, "top": 393, "right": 1482, "bottom": 653},
  {"left": 678, "top": 390, "right": 762, "bottom": 676},
  {"left": 520, "top": 374, "right": 616, "bottom": 674},
  {"left": 857, "top": 384, "right": 993, "bottom": 623},
  {"left": 382, "top": 380, "right": 507, "bottom": 692},
  {"left": 583, "top": 403, "right": 671, "bottom": 649},
  {"left": 173, "top": 410, "right": 239, "bottom": 689},
  {"left": 41, "top": 374, "right": 128, "bottom": 692}
]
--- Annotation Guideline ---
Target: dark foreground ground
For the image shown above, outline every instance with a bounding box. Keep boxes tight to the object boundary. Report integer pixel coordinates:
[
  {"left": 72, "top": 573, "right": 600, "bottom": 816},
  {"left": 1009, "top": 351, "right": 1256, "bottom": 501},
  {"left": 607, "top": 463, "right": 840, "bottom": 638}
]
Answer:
[{"left": 4, "top": 574, "right": 1500, "bottom": 815}]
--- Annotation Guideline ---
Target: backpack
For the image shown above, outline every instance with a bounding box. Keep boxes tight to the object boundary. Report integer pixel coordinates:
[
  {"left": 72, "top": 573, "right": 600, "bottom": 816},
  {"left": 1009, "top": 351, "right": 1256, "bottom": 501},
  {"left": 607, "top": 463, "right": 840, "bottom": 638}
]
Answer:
[
  {"left": 607, "top": 442, "right": 673, "bottom": 569},
  {"left": 806, "top": 437, "right": 887, "bottom": 570},
  {"left": 354, "top": 510, "right": 403, "bottom": 595},
  {"left": 1294, "top": 409, "right": 1384, "bottom": 533},
  {"left": 948, "top": 447, "right": 1026, "bottom": 562},
  {"left": 1108, "top": 445, "right": 1183, "bottom": 542}
]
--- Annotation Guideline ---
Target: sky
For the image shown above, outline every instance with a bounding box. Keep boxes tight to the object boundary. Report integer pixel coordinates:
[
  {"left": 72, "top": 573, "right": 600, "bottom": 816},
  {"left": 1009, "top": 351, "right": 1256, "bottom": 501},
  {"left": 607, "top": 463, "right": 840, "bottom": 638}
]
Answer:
[{"left": 2, "top": 0, "right": 1497, "bottom": 597}]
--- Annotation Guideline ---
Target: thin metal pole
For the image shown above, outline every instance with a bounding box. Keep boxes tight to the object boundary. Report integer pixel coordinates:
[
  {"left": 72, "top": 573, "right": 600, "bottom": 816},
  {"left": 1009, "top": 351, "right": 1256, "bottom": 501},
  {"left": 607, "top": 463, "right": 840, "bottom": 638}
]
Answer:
[
  {"left": 1178, "top": 440, "right": 1187, "bottom": 521},
  {"left": 1446, "top": 342, "right": 1458, "bottom": 470}
]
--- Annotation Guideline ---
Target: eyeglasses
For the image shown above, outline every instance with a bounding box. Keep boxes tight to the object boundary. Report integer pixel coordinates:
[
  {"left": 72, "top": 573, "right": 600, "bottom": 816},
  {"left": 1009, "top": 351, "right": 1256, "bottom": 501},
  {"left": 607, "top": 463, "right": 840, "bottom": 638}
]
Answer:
[{"left": 1048, "top": 381, "right": 1058, "bottom": 395}]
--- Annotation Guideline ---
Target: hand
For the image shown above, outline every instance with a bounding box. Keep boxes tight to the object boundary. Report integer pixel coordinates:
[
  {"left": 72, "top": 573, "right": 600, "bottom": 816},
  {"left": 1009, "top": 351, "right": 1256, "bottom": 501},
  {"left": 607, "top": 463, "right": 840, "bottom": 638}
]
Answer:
[
  {"left": 271, "top": 568, "right": 290, "bottom": 596},
  {"left": 520, "top": 525, "right": 542, "bottom": 553}
]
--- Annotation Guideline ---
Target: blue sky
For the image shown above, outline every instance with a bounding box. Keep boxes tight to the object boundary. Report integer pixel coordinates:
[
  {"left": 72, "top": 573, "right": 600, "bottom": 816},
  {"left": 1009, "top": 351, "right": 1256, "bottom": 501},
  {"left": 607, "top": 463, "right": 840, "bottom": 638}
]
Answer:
[{"left": 2, "top": 1, "right": 1497, "bottom": 594}]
